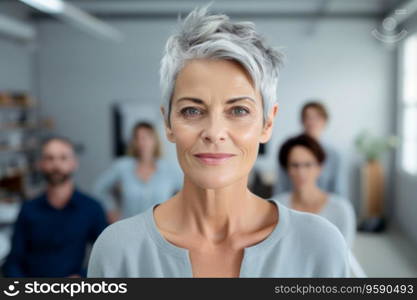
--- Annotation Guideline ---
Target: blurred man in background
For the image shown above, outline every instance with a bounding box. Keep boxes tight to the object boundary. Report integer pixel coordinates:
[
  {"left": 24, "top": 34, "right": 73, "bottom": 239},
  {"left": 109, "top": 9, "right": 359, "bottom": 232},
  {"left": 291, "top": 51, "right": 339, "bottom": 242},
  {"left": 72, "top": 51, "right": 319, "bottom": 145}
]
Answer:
[{"left": 2, "top": 137, "right": 108, "bottom": 277}]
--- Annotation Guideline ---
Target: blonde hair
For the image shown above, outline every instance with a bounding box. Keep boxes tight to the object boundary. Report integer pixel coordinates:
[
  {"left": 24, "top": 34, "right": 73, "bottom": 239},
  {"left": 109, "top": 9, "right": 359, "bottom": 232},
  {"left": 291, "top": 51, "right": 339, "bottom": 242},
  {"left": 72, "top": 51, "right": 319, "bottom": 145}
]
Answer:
[{"left": 127, "top": 122, "right": 162, "bottom": 159}]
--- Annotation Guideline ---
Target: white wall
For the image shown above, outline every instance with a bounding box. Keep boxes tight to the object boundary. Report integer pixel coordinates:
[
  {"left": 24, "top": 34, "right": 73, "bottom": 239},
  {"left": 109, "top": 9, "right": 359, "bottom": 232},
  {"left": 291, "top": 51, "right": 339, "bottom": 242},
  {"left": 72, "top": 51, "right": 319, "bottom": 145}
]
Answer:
[
  {"left": 35, "top": 17, "right": 395, "bottom": 214},
  {"left": 0, "top": 40, "right": 32, "bottom": 91},
  {"left": 0, "top": 2, "right": 33, "bottom": 92}
]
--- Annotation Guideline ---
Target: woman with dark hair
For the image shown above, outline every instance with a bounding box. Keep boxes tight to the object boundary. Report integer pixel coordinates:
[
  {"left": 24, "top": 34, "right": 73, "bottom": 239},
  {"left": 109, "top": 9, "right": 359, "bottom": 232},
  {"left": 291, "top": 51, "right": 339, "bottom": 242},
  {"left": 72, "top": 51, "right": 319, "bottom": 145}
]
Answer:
[
  {"left": 274, "top": 134, "right": 355, "bottom": 247},
  {"left": 273, "top": 101, "right": 346, "bottom": 196},
  {"left": 93, "top": 121, "right": 182, "bottom": 223}
]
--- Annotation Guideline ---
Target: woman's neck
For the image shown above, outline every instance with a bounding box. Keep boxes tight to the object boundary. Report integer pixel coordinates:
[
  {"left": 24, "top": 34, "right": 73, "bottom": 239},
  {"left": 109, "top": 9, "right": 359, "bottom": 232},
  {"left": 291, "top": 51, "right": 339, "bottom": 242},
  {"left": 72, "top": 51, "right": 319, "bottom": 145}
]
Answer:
[
  {"left": 291, "top": 185, "right": 327, "bottom": 211},
  {"left": 305, "top": 130, "right": 322, "bottom": 141},
  {"left": 161, "top": 175, "right": 274, "bottom": 244},
  {"left": 137, "top": 155, "right": 155, "bottom": 166}
]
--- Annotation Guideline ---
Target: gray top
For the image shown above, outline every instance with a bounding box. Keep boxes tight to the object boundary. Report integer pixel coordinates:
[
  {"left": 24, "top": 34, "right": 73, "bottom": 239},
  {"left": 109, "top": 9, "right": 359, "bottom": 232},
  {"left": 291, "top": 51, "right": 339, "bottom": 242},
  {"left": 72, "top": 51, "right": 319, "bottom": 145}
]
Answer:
[
  {"left": 273, "top": 141, "right": 346, "bottom": 196},
  {"left": 93, "top": 157, "right": 183, "bottom": 219},
  {"left": 273, "top": 193, "right": 356, "bottom": 247},
  {"left": 87, "top": 199, "right": 349, "bottom": 277}
]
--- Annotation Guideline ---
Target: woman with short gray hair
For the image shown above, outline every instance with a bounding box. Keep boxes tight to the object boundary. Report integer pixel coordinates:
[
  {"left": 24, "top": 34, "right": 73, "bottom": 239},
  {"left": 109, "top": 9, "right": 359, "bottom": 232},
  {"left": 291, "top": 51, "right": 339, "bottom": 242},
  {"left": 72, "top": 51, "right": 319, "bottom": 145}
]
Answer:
[{"left": 88, "top": 6, "right": 348, "bottom": 278}]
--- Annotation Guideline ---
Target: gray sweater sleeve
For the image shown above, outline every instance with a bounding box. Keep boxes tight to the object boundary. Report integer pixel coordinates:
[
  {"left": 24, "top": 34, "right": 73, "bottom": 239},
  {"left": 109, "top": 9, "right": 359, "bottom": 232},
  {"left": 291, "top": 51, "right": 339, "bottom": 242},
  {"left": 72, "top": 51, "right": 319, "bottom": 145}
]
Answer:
[
  {"left": 87, "top": 220, "right": 125, "bottom": 277},
  {"left": 294, "top": 211, "right": 350, "bottom": 277}
]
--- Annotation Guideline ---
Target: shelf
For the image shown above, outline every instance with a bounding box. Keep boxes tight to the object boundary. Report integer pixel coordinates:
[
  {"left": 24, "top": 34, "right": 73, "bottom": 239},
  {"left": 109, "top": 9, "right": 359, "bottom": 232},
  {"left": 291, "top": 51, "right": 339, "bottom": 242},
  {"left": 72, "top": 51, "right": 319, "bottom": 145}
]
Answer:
[
  {"left": 0, "top": 123, "right": 38, "bottom": 131},
  {"left": 0, "top": 145, "right": 37, "bottom": 154},
  {"left": 0, "top": 91, "right": 44, "bottom": 211},
  {"left": 0, "top": 92, "right": 36, "bottom": 109},
  {"left": 0, "top": 170, "right": 28, "bottom": 182},
  {"left": 0, "top": 103, "right": 35, "bottom": 110}
]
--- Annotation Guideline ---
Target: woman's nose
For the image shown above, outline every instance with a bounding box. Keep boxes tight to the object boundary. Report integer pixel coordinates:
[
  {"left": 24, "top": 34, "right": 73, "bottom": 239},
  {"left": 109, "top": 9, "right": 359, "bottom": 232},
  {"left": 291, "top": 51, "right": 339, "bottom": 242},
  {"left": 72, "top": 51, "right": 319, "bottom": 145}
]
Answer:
[{"left": 201, "top": 115, "right": 227, "bottom": 144}]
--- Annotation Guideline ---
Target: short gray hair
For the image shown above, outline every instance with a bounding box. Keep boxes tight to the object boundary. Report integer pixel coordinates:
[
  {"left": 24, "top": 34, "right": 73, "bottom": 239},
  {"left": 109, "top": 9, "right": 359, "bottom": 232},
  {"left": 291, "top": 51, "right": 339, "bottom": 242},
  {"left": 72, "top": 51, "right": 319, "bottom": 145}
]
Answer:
[{"left": 160, "top": 5, "right": 284, "bottom": 126}]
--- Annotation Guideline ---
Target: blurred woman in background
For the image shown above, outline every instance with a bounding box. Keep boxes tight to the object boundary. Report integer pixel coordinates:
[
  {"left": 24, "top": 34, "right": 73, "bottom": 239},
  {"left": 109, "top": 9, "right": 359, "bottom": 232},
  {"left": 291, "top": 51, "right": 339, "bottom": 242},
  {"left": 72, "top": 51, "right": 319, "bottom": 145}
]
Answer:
[
  {"left": 93, "top": 122, "right": 182, "bottom": 223},
  {"left": 273, "top": 134, "right": 355, "bottom": 247},
  {"left": 274, "top": 101, "right": 346, "bottom": 196}
]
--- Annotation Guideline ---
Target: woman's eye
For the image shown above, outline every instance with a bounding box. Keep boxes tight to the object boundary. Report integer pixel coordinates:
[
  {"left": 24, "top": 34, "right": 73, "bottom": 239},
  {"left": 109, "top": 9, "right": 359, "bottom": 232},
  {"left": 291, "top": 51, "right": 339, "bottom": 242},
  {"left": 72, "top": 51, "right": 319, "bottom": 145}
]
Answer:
[
  {"left": 231, "top": 106, "right": 250, "bottom": 116},
  {"left": 180, "top": 107, "right": 203, "bottom": 118}
]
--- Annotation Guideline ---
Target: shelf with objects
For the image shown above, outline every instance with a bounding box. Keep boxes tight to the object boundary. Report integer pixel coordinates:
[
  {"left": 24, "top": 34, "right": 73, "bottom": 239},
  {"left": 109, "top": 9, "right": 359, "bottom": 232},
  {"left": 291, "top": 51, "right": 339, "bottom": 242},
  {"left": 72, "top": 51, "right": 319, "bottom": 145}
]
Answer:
[{"left": 0, "top": 91, "right": 55, "bottom": 266}]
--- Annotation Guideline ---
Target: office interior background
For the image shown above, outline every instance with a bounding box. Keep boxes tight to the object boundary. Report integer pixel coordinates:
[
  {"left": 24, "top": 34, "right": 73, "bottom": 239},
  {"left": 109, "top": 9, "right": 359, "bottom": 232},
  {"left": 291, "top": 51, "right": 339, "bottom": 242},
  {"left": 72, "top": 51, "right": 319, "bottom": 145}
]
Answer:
[{"left": 0, "top": 0, "right": 416, "bottom": 277}]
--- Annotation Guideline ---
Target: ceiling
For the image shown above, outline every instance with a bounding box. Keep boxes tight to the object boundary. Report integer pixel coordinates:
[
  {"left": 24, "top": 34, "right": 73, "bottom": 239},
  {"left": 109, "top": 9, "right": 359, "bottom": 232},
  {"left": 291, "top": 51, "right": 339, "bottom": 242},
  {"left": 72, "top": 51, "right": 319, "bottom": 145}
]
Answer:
[
  {"left": 0, "top": 0, "right": 409, "bottom": 20},
  {"left": 59, "top": 0, "right": 407, "bottom": 18},
  {"left": 0, "top": 0, "right": 413, "bottom": 42}
]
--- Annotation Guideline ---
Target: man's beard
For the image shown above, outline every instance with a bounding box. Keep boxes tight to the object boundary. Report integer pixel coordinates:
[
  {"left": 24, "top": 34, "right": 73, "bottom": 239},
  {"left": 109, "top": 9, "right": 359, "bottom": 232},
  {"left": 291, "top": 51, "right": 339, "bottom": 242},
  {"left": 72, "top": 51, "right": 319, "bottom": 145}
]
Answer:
[{"left": 42, "top": 171, "right": 73, "bottom": 186}]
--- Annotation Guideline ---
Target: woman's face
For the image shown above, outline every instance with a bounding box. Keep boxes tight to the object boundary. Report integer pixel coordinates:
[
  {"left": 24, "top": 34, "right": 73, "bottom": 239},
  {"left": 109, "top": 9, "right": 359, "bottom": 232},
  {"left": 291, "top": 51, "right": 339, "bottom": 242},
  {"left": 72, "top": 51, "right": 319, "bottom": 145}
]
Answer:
[
  {"left": 134, "top": 127, "right": 156, "bottom": 158},
  {"left": 163, "top": 59, "right": 277, "bottom": 189},
  {"left": 303, "top": 108, "right": 326, "bottom": 138},
  {"left": 287, "top": 146, "right": 322, "bottom": 188}
]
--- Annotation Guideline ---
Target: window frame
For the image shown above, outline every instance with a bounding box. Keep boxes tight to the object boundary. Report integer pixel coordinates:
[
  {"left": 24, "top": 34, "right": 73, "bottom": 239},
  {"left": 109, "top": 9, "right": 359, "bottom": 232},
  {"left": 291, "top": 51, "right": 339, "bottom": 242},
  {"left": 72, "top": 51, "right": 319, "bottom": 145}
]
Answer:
[{"left": 398, "top": 32, "right": 417, "bottom": 176}]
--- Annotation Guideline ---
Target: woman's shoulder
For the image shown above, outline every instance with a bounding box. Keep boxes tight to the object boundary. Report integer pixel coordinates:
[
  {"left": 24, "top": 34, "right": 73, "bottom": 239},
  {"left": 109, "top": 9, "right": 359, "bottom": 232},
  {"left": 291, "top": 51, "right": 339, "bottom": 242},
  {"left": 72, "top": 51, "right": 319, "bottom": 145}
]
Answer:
[
  {"left": 87, "top": 207, "right": 168, "bottom": 277},
  {"left": 91, "top": 211, "right": 150, "bottom": 252},
  {"left": 154, "top": 158, "right": 171, "bottom": 169},
  {"left": 271, "top": 192, "right": 291, "bottom": 206},
  {"left": 104, "top": 156, "right": 136, "bottom": 174},
  {"left": 286, "top": 204, "right": 344, "bottom": 236},
  {"left": 327, "top": 194, "right": 355, "bottom": 214},
  {"left": 114, "top": 156, "right": 136, "bottom": 167},
  {"left": 275, "top": 201, "right": 348, "bottom": 257},
  {"left": 156, "top": 158, "right": 179, "bottom": 170}
]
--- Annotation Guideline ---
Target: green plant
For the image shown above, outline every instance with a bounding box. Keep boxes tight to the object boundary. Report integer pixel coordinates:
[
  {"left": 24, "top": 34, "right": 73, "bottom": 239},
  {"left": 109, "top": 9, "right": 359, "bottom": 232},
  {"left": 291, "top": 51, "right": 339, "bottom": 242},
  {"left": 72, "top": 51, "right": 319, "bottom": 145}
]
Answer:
[{"left": 355, "top": 130, "right": 398, "bottom": 162}]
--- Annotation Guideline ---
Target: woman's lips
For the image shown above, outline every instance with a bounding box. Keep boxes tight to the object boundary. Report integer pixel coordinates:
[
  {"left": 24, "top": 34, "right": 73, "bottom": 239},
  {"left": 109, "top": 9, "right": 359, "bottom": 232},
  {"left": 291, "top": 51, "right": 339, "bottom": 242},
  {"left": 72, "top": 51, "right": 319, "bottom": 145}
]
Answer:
[{"left": 193, "top": 153, "right": 236, "bottom": 165}]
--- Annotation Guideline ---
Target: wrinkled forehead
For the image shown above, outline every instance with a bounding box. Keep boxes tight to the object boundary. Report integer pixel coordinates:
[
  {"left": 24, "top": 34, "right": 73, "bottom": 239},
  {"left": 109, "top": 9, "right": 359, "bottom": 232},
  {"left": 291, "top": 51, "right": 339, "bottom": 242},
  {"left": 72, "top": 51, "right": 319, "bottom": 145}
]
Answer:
[{"left": 172, "top": 59, "right": 259, "bottom": 102}]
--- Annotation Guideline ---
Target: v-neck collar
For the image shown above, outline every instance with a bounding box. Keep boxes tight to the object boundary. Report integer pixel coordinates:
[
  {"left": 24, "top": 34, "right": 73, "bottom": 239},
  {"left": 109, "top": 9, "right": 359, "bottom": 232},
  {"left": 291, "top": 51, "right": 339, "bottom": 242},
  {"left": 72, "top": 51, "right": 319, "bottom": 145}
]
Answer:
[
  {"left": 143, "top": 199, "right": 289, "bottom": 277},
  {"left": 41, "top": 188, "right": 79, "bottom": 211}
]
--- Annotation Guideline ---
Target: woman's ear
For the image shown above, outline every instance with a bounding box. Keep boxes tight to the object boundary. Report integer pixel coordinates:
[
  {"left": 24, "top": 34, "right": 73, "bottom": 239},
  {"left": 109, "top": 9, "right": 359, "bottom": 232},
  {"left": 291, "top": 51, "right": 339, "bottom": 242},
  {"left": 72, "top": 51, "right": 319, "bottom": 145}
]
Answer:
[
  {"left": 260, "top": 104, "right": 278, "bottom": 144},
  {"left": 160, "top": 106, "right": 176, "bottom": 143}
]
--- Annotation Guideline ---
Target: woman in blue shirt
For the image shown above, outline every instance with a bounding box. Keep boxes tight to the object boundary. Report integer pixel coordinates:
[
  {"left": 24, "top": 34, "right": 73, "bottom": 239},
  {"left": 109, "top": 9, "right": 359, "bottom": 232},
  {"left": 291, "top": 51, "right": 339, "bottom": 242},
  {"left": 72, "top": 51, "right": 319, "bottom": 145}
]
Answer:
[
  {"left": 273, "top": 134, "right": 356, "bottom": 247},
  {"left": 88, "top": 6, "right": 348, "bottom": 278},
  {"left": 93, "top": 122, "right": 182, "bottom": 222}
]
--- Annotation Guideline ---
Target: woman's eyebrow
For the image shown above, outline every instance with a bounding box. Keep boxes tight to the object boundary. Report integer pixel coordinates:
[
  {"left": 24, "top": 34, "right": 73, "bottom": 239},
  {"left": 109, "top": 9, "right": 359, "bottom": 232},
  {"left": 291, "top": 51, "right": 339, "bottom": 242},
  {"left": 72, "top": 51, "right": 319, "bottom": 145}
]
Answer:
[
  {"left": 176, "top": 96, "right": 255, "bottom": 105},
  {"left": 176, "top": 97, "right": 204, "bottom": 104},
  {"left": 226, "top": 96, "right": 256, "bottom": 104}
]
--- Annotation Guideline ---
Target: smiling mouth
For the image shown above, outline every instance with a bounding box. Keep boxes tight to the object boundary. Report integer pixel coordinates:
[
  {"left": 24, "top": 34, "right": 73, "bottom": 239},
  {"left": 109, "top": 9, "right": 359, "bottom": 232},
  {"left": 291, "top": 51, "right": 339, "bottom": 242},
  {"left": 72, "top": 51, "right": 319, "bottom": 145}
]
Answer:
[{"left": 193, "top": 153, "right": 236, "bottom": 165}]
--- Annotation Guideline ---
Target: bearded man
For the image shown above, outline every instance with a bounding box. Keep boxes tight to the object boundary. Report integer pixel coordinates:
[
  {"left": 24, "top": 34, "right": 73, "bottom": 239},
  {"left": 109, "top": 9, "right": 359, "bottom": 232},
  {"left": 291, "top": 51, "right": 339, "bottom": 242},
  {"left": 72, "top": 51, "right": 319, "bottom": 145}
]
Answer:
[{"left": 2, "top": 137, "right": 108, "bottom": 277}]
